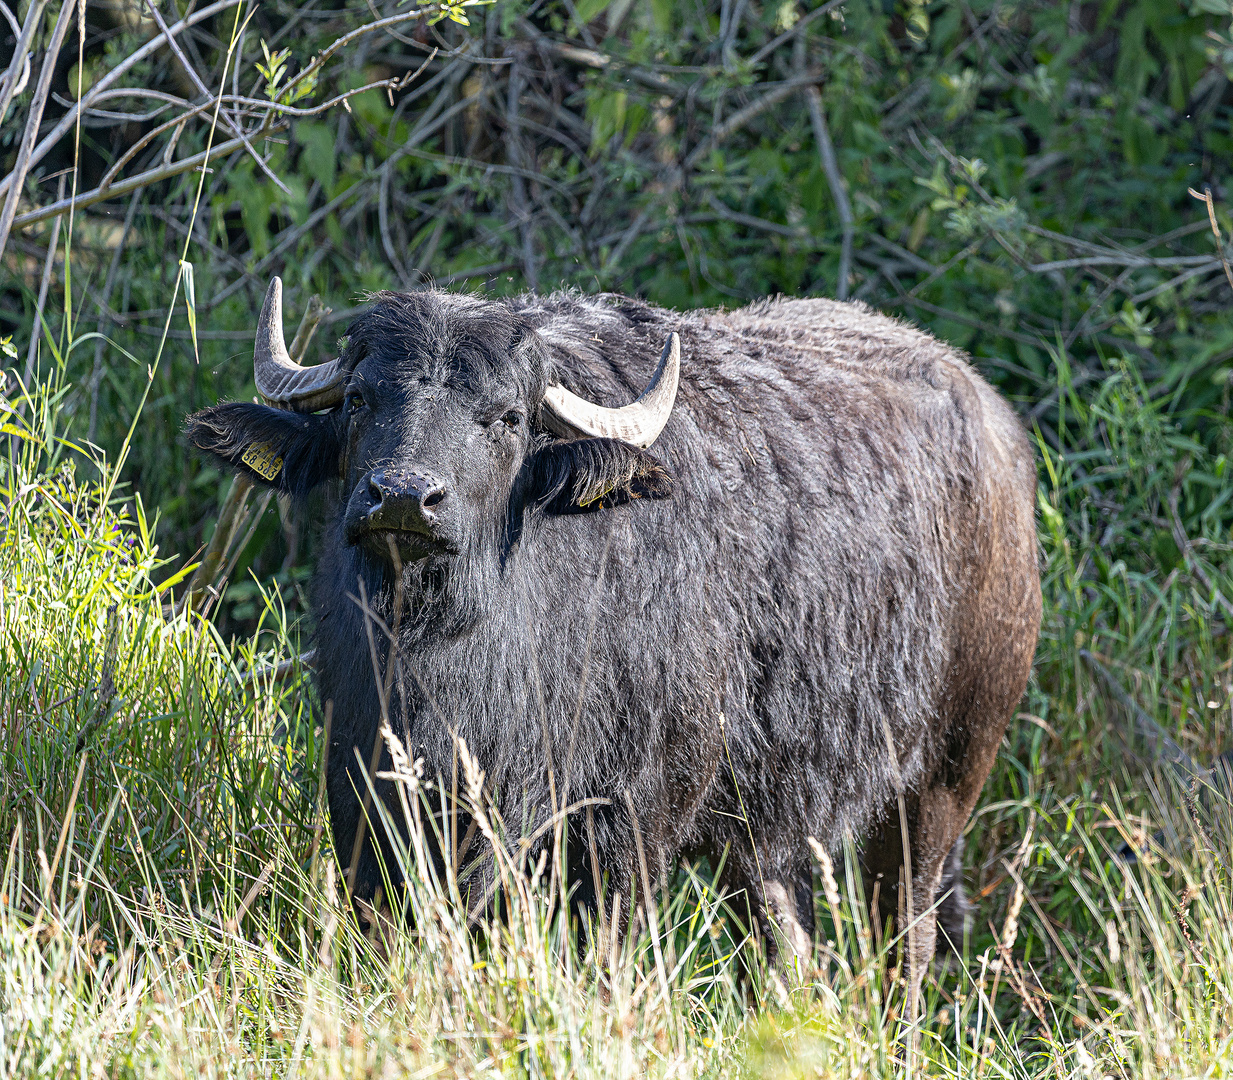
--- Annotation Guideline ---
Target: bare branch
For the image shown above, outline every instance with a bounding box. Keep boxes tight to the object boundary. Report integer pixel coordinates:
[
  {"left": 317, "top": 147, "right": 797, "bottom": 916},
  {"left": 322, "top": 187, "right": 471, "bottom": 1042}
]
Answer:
[
  {"left": 0, "top": 0, "right": 46, "bottom": 128},
  {"left": 681, "top": 74, "right": 820, "bottom": 171},
  {"left": 603, "top": 207, "right": 651, "bottom": 274},
  {"left": 88, "top": 190, "right": 142, "bottom": 447},
  {"left": 280, "top": 5, "right": 478, "bottom": 102},
  {"left": 804, "top": 82, "right": 853, "bottom": 300},
  {"left": 1027, "top": 254, "right": 1220, "bottom": 273},
  {"left": 140, "top": 0, "right": 292, "bottom": 195},
  {"left": 0, "top": 0, "right": 79, "bottom": 261},
  {"left": 703, "top": 192, "right": 805, "bottom": 238},
  {"left": 12, "top": 132, "right": 255, "bottom": 232},
  {"left": 1190, "top": 185, "right": 1233, "bottom": 297},
  {"left": 516, "top": 20, "right": 682, "bottom": 95},
  {"left": 18, "top": 174, "right": 66, "bottom": 411},
  {"left": 505, "top": 53, "right": 538, "bottom": 293},
  {"left": 0, "top": 0, "right": 245, "bottom": 204},
  {"left": 748, "top": 0, "right": 847, "bottom": 67}
]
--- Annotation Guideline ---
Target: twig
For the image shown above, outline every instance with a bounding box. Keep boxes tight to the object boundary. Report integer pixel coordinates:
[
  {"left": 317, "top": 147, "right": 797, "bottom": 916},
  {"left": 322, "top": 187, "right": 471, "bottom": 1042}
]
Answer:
[
  {"left": 603, "top": 208, "right": 651, "bottom": 274},
  {"left": 274, "top": 292, "right": 325, "bottom": 564},
  {"left": 367, "top": 85, "right": 487, "bottom": 281},
  {"left": 181, "top": 289, "right": 327, "bottom": 613},
  {"left": 397, "top": 145, "right": 577, "bottom": 200},
  {"left": 505, "top": 53, "right": 538, "bottom": 292},
  {"left": 279, "top": 6, "right": 465, "bottom": 103},
  {"left": 208, "top": 488, "right": 274, "bottom": 617},
  {"left": 882, "top": 6, "right": 1000, "bottom": 126},
  {"left": 141, "top": 0, "right": 291, "bottom": 195},
  {"left": 866, "top": 232, "right": 936, "bottom": 274},
  {"left": 184, "top": 475, "right": 255, "bottom": 615},
  {"left": 906, "top": 240, "right": 981, "bottom": 298},
  {"left": 92, "top": 66, "right": 425, "bottom": 202},
  {"left": 516, "top": 21, "right": 681, "bottom": 95},
  {"left": 1130, "top": 263, "right": 1223, "bottom": 306},
  {"left": 1026, "top": 254, "right": 1218, "bottom": 273},
  {"left": 558, "top": 0, "right": 598, "bottom": 49},
  {"left": 895, "top": 290, "right": 1050, "bottom": 350},
  {"left": 288, "top": 294, "right": 330, "bottom": 359},
  {"left": 748, "top": 0, "right": 847, "bottom": 67},
  {"left": 11, "top": 131, "right": 256, "bottom": 232},
  {"left": 19, "top": 174, "right": 66, "bottom": 410},
  {"left": 681, "top": 74, "right": 822, "bottom": 171},
  {"left": 206, "top": 181, "right": 375, "bottom": 311},
  {"left": 703, "top": 192, "right": 805, "bottom": 238},
  {"left": 378, "top": 164, "right": 414, "bottom": 288},
  {"left": 438, "top": 260, "right": 520, "bottom": 284},
  {"left": 1065, "top": 264, "right": 1139, "bottom": 348},
  {"left": 1189, "top": 185, "right": 1233, "bottom": 296},
  {"left": 66, "top": 88, "right": 188, "bottom": 123},
  {"left": 718, "top": 0, "right": 749, "bottom": 71}
]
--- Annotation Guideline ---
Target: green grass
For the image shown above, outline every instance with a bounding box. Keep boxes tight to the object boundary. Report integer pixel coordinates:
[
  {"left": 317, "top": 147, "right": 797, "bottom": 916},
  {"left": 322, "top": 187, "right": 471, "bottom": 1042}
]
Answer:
[{"left": 2, "top": 340, "right": 1233, "bottom": 1077}]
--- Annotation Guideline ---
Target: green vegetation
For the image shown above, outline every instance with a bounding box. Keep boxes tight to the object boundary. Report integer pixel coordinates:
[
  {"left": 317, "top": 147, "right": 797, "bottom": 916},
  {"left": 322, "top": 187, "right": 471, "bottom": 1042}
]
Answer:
[{"left": 3, "top": 0, "right": 1233, "bottom": 1074}]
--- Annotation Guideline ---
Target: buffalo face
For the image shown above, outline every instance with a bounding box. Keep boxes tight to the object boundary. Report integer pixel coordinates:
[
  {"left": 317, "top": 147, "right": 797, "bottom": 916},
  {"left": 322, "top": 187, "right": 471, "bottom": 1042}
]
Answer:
[
  {"left": 185, "top": 280, "right": 678, "bottom": 575},
  {"left": 334, "top": 343, "right": 538, "bottom": 569}
]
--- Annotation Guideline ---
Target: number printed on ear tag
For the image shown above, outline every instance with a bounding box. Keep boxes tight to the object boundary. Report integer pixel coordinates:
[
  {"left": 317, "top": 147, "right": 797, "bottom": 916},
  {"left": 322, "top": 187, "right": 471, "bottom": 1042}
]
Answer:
[{"left": 241, "top": 441, "right": 283, "bottom": 482}]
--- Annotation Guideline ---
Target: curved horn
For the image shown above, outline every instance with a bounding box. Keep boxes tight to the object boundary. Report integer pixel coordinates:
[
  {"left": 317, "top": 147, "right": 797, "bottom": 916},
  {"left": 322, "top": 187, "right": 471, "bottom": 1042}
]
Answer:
[
  {"left": 253, "top": 277, "right": 344, "bottom": 412},
  {"left": 540, "top": 332, "right": 680, "bottom": 449}
]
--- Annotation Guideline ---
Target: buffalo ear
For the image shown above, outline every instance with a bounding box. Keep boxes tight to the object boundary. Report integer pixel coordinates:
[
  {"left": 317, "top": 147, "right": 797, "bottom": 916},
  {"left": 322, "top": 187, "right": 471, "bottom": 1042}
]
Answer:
[
  {"left": 185, "top": 402, "right": 342, "bottom": 498},
  {"left": 521, "top": 437, "right": 674, "bottom": 513}
]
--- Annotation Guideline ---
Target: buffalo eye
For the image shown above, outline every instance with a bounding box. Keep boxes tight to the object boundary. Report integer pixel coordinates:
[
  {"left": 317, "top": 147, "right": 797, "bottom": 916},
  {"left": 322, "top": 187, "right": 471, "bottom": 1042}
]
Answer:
[
  {"left": 349, "top": 392, "right": 366, "bottom": 411},
  {"left": 501, "top": 410, "right": 521, "bottom": 430}
]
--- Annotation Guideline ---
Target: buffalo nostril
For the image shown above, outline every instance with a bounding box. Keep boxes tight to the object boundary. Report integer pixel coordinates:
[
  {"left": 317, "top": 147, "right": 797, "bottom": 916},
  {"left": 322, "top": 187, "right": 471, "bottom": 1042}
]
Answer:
[{"left": 359, "top": 468, "right": 446, "bottom": 542}]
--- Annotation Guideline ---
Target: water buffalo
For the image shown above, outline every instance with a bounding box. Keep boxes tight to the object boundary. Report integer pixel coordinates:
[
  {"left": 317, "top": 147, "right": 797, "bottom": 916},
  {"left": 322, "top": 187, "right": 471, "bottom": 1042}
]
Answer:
[{"left": 187, "top": 277, "right": 1040, "bottom": 998}]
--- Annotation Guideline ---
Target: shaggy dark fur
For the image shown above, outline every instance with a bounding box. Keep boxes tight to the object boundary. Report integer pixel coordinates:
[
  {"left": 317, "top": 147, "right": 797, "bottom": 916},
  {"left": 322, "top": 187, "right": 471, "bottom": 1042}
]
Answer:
[{"left": 187, "top": 289, "right": 1041, "bottom": 975}]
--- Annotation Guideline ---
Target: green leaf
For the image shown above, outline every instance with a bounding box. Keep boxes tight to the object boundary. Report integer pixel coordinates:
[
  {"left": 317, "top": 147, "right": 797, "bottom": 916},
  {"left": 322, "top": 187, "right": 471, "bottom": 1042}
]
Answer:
[
  {"left": 575, "top": 0, "right": 609, "bottom": 22},
  {"left": 0, "top": 423, "right": 39, "bottom": 443},
  {"left": 180, "top": 260, "right": 198, "bottom": 362},
  {"left": 155, "top": 560, "right": 201, "bottom": 595},
  {"left": 294, "top": 122, "right": 337, "bottom": 194}
]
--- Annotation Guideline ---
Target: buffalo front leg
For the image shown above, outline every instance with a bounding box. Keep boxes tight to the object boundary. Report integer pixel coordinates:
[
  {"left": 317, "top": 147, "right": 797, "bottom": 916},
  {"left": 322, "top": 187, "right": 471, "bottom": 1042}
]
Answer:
[
  {"left": 762, "top": 877, "right": 813, "bottom": 973},
  {"left": 735, "top": 856, "right": 815, "bottom": 976}
]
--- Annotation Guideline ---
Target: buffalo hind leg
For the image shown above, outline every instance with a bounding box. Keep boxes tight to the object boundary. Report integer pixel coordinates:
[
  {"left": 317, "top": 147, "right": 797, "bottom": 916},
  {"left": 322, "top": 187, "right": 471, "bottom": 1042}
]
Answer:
[
  {"left": 862, "top": 815, "right": 970, "bottom": 955},
  {"left": 861, "top": 776, "right": 1001, "bottom": 1029},
  {"left": 935, "top": 834, "right": 971, "bottom": 953}
]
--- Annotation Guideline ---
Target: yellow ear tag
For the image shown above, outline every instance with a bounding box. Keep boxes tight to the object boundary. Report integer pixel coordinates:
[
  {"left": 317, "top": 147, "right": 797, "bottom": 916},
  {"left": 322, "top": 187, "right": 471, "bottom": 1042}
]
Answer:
[{"left": 241, "top": 441, "right": 284, "bottom": 482}]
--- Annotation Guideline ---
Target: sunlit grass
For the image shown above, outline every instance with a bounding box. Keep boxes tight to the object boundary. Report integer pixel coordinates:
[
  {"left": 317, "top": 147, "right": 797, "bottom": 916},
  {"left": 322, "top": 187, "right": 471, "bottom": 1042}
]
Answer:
[{"left": 2, "top": 346, "right": 1233, "bottom": 1077}]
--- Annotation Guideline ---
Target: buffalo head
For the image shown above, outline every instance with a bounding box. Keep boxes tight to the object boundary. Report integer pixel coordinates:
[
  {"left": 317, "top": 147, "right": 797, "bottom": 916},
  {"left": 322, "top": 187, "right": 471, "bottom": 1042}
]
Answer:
[{"left": 186, "top": 278, "right": 678, "bottom": 573}]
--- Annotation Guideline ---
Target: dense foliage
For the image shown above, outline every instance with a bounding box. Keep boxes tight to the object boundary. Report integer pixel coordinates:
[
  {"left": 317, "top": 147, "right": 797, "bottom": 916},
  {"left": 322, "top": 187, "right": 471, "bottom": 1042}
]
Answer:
[{"left": 5, "top": 0, "right": 1233, "bottom": 597}]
